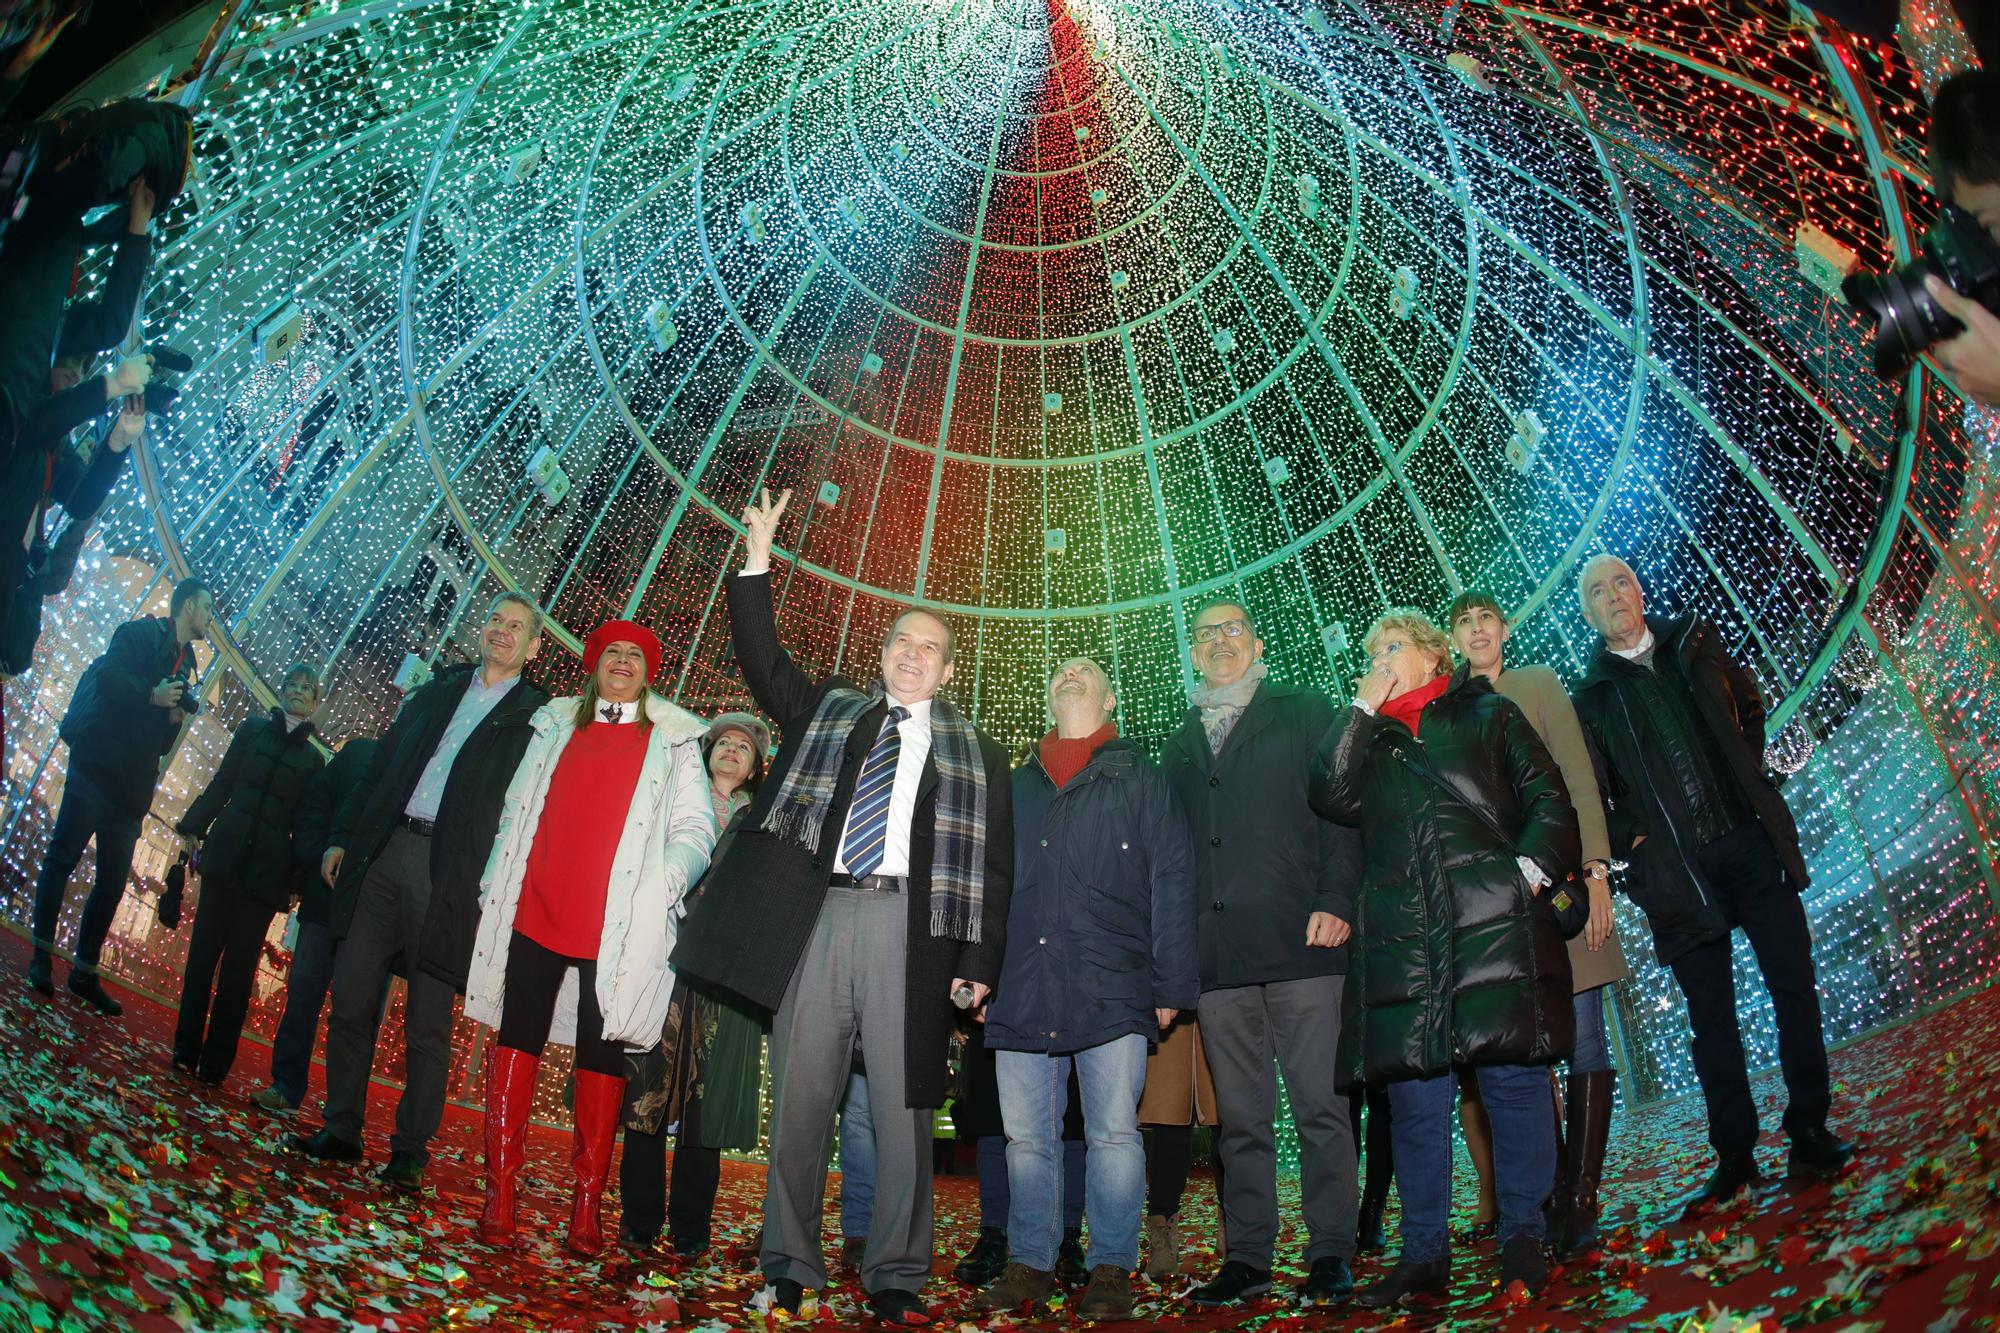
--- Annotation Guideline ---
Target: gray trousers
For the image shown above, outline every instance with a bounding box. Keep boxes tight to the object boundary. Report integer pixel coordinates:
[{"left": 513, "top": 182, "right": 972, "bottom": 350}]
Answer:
[
  {"left": 761, "top": 886, "right": 932, "bottom": 1294},
  {"left": 1197, "top": 973, "right": 1358, "bottom": 1268},
  {"left": 319, "top": 828, "right": 460, "bottom": 1162}
]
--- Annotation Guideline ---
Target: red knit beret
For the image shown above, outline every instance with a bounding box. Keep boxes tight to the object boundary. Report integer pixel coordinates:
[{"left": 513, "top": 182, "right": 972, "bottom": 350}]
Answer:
[{"left": 583, "top": 619, "right": 663, "bottom": 684}]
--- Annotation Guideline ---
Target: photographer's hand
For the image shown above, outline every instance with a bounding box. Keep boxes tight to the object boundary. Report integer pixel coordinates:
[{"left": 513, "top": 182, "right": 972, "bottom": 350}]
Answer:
[
  {"left": 127, "top": 175, "right": 156, "bottom": 234},
  {"left": 5, "top": 11, "right": 76, "bottom": 80},
  {"left": 150, "top": 678, "right": 186, "bottom": 709},
  {"left": 109, "top": 402, "right": 145, "bottom": 453},
  {"left": 1926, "top": 276, "right": 2000, "bottom": 408},
  {"left": 106, "top": 356, "right": 153, "bottom": 400}
]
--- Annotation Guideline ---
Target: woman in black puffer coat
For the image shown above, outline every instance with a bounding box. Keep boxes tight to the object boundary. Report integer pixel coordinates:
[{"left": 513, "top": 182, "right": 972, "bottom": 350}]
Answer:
[{"left": 1311, "top": 609, "right": 1578, "bottom": 1306}]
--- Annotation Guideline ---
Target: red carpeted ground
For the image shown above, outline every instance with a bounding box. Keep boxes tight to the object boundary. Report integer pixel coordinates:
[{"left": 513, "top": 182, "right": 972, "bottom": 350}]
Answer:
[{"left": 3, "top": 927, "right": 1999, "bottom": 1332}]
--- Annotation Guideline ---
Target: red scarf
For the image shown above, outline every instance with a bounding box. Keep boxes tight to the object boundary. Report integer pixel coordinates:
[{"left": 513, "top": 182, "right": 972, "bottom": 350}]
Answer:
[
  {"left": 1379, "top": 674, "right": 1449, "bottom": 734},
  {"left": 1039, "top": 722, "right": 1118, "bottom": 788}
]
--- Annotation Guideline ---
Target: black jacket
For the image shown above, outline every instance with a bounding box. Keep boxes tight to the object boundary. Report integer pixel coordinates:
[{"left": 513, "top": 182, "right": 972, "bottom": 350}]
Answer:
[
  {"left": 1312, "top": 669, "right": 1578, "bottom": 1084},
  {"left": 291, "top": 738, "right": 380, "bottom": 927},
  {"left": 329, "top": 665, "right": 548, "bottom": 992},
  {"left": 1161, "top": 681, "right": 1362, "bottom": 990},
  {"left": 671, "top": 572, "right": 1014, "bottom": 1109},
  {"left": 59, "top": 615, "right": 191, "bottom": 813},
  {"left": 176, "top": 709, "right": 325, "bottom": 911},
  {"left": 985, "top": 740, "right": 1199, "bottom": 1056},
  {"left": 1, "top": 101, "right": 187, "bottom": 432},
  {"left": 1573, "top": 614, "right": 1808, "bottom": 966}
]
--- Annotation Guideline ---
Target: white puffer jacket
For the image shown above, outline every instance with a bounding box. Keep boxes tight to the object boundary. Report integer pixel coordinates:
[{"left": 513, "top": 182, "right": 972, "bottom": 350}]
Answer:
[{"left": 463, "top": 693, "right": 716, "bottom": 1047}]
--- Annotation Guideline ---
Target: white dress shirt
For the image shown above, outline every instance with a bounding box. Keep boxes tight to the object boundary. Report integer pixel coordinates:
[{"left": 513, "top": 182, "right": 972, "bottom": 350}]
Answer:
[{"left": 834, "top": 697, "right": 933, "bottom": 878}]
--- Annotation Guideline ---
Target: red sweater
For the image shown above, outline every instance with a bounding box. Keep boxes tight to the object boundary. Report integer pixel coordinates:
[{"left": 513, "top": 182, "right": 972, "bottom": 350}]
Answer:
[{"left": 515, "top": 718, "right": 649, "bottom": 959}]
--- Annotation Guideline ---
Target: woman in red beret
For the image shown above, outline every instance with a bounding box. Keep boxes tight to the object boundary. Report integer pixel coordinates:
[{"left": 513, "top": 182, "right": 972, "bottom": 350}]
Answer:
[{"left": 463, "top": 620, "right": 717, "bottom": 1254}]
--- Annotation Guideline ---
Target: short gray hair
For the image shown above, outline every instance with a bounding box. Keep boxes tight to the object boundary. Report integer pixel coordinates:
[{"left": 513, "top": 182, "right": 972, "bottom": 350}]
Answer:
[
  {"left": 488, "top": 589, "right": 545, "bottom": 638},
  {"left": 1577, "top": 554, "right": 1641, "bottom": 611}
]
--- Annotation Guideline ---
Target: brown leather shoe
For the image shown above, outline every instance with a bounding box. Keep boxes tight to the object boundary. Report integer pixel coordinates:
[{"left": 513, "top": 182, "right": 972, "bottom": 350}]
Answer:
[
  {"left": 972, "top": 1262, "right": 1054, "bottom": 1313},
  {"left": 1075, "top": 1265, "right": 1133, "bottom": 1320}
]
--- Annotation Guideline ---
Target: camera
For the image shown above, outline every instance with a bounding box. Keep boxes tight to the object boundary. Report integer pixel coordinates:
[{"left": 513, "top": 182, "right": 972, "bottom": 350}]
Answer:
[
  {"left": 1843, "top": 206, "right": 2000, "bottom": 379},
  {"left": 172, "top": 664, "right": 200, "bottom": 716},
  {"left": 141, "top": 343, "right": 191, "bottom": 416}
]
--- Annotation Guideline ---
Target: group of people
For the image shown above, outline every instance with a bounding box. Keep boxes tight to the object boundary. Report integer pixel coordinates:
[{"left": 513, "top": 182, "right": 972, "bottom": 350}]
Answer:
[{"left": 21, "top": 478, "right": 1855, "bottom": 1320}]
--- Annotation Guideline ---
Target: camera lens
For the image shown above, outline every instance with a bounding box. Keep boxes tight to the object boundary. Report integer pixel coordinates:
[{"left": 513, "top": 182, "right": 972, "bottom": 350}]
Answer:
[{"left": 1842, "top": 265, "right": 1947, "bottom": 379}]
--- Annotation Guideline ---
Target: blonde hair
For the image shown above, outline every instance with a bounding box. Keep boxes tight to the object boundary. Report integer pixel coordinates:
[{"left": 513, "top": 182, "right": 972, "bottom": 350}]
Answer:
[{"left": 1359, "top": 608, "right": 1454, "bottom": 687}]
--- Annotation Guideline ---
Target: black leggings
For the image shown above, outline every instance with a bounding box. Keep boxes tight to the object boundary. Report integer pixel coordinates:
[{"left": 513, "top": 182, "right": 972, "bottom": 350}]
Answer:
[
  {"left": 1351, "top": 1084, "right": 1393, "bottom": 1208},
  {"left": 1144, "top": 1124, "right": 1227, "bottom": 1218},
  {"left": 496, "top": 932, "right": 625, "bottom": 1076},
  {"left": 620, "top": 1095, "right": 724, "bottom": 1248}
]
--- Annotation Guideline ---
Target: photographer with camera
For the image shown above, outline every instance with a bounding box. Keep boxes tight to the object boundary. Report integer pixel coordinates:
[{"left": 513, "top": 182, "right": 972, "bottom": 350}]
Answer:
[
  {"left": 0, "top": 98, "right": 189, "bottom": 461},
  {"left": 1923, "top": 72, "right": 2000, "bottom": 408},
  {"left": 24, "top": 576, "right": 213, "bottom": 1014},
  {"left": 1844, "top": 71, "right": 2000, "bottom": 401}
]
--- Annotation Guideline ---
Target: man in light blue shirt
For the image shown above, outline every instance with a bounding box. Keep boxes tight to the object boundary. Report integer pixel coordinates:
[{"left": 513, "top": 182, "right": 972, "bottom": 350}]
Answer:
[{"left": 292, "top": 593, "right": 549, "bottom": 1194}]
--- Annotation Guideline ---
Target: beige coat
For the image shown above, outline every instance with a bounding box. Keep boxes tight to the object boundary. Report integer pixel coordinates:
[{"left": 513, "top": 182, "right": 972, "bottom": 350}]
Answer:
[
  {"left": 1491, "top": 663, "right": 1630, "bottom": 994},
  {"left": 1138, "top": 1017, "right": 1218, "bottom": 1126}
]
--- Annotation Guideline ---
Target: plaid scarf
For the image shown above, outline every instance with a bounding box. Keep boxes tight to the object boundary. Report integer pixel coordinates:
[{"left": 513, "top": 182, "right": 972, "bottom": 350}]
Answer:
[{"left": 761, "top": 684, "right": 989, "bottom": 944}]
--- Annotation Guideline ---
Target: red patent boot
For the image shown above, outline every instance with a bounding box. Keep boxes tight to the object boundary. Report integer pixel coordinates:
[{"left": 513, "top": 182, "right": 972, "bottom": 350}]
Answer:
[
  {"left": 566, "top": 1068, "right": 625, "bottom": 1256},
  {"left": 477, "top": 1046, "right": 540, "bottom": 1245}
]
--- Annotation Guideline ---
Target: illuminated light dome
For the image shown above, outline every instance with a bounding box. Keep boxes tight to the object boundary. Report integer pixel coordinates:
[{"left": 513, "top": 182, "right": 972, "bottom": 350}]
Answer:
[{"left": 6, "top": 0, "right": 1997, "bottom": 1117}]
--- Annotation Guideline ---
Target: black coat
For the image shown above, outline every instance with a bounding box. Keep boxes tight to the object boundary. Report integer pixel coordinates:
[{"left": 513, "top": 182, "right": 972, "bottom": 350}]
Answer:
[
  {"left": 1312, "top": 669, "right": 1578, "bottom": 1084},
  {"left": 0, "top": 101, "right": 188, "bottom": 429},
  {"left": 329, "top": 666, "right": 548, "bottom": 992},
  {"left": 671, "top": 572, "right": 1014, "bottom": 1109},
  {"left": 59, "top": 616, "right": 191, "bottom": 813},
  {"left": 1161, "top": 681, "right": 1362, "bottom": 990},
  {"left": 1573, "top": 614, "right": 1808, "bottom": 966},
  {"left": 290, "top": 738, "right": 380, "bottom": 927},
  {"left": 985, "top": 741, "right": 1199, "bottom": 1055},
  {"left": 176, "top": 709, "right": 325, "bottom": 911}
]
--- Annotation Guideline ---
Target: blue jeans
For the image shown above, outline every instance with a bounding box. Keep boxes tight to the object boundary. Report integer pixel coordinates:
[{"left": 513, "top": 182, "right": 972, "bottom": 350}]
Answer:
[
  {"left": 977, "top": 1132, "right": 1086, "bottom": 1230},
  {"left": 1386, "top": 1064, "right": 1555, "bottom": 1263},
  {"left": 269, "top": 920, "right": 339, "bottom": 1105},
  {"left": 838, "top": 1070, "right": 874, "bottom": 1239},
  {"left": 995, "top": 1033, "right": 1147, "bottom": 1272},
  {"left": 1571, "top": 986, "right": 1612, "bottom": 1075}
]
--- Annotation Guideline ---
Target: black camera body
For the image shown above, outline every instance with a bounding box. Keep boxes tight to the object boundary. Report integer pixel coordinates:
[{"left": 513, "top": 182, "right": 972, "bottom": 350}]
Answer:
[
  {"left": 173, "top": 664, "right": 200, "bottom": 716},
  {"left": 1844, "top": 205, "right": 2000, "bottom": 379}
]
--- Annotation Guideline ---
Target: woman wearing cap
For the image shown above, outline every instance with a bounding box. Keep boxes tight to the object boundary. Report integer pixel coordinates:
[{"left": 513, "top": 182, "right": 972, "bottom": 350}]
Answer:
[
  {"left": 463, "top": 620, "right": 717, "bottom": 1255},
  {"left": 618, "top": 710, "right": 774, "bottom": 1257}
]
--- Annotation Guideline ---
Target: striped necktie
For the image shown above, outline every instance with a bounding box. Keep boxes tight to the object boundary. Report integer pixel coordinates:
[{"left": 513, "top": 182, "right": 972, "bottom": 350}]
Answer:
[{"left": 841, "top": 705, "right": 909, "bottom": 880}]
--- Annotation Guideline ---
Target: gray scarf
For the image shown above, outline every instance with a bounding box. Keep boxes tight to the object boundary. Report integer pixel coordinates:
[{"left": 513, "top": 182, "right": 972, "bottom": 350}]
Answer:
[{"left": 1189, "top": 661, "right": 1268, "bottom": 756}]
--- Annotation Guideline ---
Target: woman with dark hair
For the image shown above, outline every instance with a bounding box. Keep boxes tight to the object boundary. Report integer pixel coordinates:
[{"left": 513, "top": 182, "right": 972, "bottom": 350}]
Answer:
[
  {"left": 1312, "top": 609, "right": 1578, "bottom": 1306},
  {"left": 619, "top": 711, "right": 776, "bottom": 1258},
  {"left": 463, "top": 621, "right": 716, "bottom": 1256}
]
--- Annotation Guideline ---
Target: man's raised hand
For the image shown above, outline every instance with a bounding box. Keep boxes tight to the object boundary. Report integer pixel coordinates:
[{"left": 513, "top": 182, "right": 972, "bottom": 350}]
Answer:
[{"left": 741, "top": 488, "right": 793, "bottom": 574}]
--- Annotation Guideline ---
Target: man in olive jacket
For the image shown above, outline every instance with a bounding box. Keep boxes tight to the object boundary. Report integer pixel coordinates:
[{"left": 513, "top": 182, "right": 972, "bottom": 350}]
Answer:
[
  {"left": 671, "top": 489, "right": 1011, "bottom": 1327},
  {"left": 1573, "top": 555, "right": 1849, "bottom": 1218},
  {"left": 1162, "top": 599, "right": 1363, "bottom": 1308},
  {"left": 290, "top": 593, "right": 546, "bottom": 1194}
]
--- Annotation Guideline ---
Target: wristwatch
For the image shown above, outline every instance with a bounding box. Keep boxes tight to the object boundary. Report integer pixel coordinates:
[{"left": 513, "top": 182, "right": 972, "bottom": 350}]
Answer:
[{"left": 1583, "top": 860, "right": 1610, "bottom": 881}]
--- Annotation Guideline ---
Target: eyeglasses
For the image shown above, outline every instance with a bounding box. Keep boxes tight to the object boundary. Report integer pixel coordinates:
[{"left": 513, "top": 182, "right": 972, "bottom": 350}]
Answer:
[
  {"left": 1192, "top": 619, "right": 1251, "bottom": 644},
  {"left": 1368, "top": 641, "right": 1406, "bottom": 662}
]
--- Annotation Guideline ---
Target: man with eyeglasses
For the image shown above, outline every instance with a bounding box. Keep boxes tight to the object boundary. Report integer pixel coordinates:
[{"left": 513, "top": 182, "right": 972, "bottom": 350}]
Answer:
[{"left": 1162, "top": 599, "right": 1363, "bottom": 1308}]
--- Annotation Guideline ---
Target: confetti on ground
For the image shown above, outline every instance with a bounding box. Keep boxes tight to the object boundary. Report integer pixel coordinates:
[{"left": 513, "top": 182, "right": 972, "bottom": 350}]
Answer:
[{"left": 3, "top": 925, "right": 1999, "bottom": 1330}]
